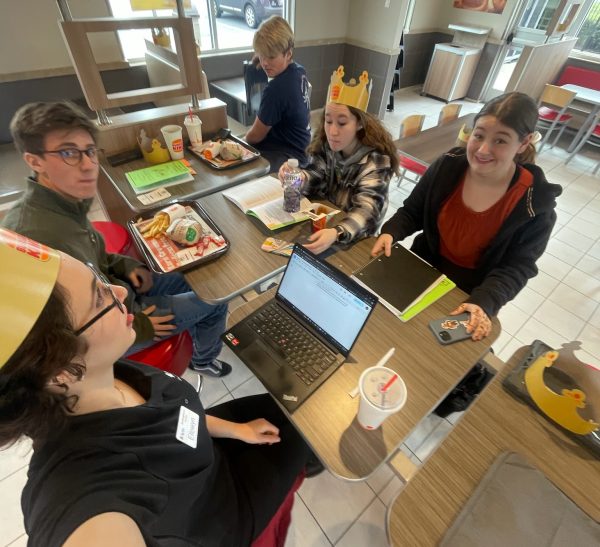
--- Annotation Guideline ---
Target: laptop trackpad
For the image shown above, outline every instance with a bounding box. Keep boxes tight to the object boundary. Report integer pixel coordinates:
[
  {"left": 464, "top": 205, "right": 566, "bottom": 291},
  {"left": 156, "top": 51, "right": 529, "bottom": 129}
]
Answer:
[{"left": 240, "top": 339, "right": 283, "bottom": 376}]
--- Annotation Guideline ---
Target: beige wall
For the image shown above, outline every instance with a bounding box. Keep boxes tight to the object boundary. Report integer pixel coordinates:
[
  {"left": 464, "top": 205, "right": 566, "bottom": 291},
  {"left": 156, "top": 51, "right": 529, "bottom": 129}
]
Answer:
[
  {"left": 409, "top": 0, "right": 521, "bottom": 41},
  {"left": 346, "top": 0, "right": 407, "bottom": 52},
  {"left": 294, "top": 0, "right": 350, "bottom": 42},
  {"left": 0, "top": 0, "right": 122, "bottom": 75}
]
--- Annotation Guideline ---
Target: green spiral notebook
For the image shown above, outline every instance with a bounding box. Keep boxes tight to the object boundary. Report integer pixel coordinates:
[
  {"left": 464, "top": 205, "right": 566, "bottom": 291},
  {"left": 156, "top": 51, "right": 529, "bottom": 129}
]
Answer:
[{"left": 398, "top": 277, "right": 456, "bottom": 322}]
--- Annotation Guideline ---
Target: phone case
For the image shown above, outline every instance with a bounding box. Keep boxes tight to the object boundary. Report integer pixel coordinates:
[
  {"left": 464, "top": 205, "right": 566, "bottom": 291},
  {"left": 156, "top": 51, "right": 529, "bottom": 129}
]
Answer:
[{"left": 429, "top": 312, "right": 471, "bottom": 345}]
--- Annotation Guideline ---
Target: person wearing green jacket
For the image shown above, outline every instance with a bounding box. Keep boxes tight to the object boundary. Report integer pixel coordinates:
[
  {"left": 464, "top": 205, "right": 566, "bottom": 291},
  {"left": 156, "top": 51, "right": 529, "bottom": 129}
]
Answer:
[{"left": 2, "top": 101, "right": 232, "bottom": 377}]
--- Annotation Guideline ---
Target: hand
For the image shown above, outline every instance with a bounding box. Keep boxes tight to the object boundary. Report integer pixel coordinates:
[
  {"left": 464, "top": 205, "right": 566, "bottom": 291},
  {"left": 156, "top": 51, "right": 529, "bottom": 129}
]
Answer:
[
  {"left": 236, "top": 419, "right": 281, "bottom": 445},
  {"left": 128, "top": 267, "right": 154, "bottom": 294},
  {"left": 142, "top": 305, "right": 176, "bottom": 340},
  {"left": 450, "top": 303, "right": 492, "bottom": 341},
  {"left": 371, "top": 234, "right": 393, "bottom": 257},
  {"left": 303, "top": 228, "right": 337, "bottom": 254}
]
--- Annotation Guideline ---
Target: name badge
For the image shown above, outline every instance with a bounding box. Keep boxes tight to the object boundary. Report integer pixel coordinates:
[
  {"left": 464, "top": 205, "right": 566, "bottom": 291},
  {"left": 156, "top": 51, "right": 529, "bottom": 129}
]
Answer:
[{"left": 176, "top": 406, "right": 199, "bottom": 448}]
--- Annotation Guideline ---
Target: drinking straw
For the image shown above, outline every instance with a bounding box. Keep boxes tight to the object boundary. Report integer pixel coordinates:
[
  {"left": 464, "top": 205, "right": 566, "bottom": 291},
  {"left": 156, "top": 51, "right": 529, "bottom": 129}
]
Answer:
[{"left": 381, "top": 373, "right": 399, "bottom": 393}]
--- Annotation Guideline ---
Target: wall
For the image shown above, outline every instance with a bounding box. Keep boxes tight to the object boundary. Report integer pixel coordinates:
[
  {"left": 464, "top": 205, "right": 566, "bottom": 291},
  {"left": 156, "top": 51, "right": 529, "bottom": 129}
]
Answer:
[
  {"left": 294, "top": 0, "right": 349, "bottom": 42},
  {"left": 346, "top": 0, "right": 405, "bottom": 52},
  {"left": 0, "top": 0, "right": 122, "bottom": 76}
]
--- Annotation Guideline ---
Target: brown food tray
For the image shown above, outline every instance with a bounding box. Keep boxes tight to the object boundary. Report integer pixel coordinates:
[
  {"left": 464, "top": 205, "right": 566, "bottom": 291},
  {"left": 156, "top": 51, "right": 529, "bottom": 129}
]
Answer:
[
  {"left": 189, "top": 131, "right": 260, "bottom": 170},
  {"left": 127, "top": 200, "right": 229, "bottom": 274}
]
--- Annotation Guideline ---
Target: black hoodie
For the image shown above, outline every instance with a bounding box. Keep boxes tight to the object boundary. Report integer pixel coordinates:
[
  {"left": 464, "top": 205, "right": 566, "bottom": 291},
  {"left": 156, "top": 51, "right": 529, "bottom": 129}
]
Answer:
[{"left": 381, "top": 148, "right": 562, "bottom": 317}]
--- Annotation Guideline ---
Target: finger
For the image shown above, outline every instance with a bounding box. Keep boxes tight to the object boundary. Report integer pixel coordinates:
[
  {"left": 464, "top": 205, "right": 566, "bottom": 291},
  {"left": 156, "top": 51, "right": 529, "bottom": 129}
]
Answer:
[
  {"left": 152, "top": 314, "right": 176, "bottom": 323},
  {"left": 449, "top": 304, "right": 466, "bottom": 316},
  {"left": 384, "top": 238, "right": 392, "bottom": 257},
  {"left": 142, "top": 305, "right": 157, "bottom": 316},
  {"left": 257, "top": 432, "right": 281, "bottom": 443}
]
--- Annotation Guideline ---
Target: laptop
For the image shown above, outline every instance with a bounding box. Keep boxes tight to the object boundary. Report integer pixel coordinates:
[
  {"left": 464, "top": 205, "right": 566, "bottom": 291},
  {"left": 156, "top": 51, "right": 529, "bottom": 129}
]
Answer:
[{"left": 223, "top": 244, "right": 378, "bottom": 412}]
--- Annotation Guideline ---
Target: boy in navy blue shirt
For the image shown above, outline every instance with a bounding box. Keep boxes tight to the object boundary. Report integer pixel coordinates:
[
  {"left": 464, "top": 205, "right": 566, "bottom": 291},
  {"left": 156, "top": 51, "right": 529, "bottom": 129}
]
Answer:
[{"left": 245, "top": 16, "right": 310, "bottom": 172}]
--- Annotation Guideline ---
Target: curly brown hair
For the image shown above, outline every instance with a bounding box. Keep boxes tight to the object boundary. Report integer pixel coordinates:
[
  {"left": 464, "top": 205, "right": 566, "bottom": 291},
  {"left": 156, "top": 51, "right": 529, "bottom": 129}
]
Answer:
[
  {"left": 0, "top": 285, "right": 86, "bottom": 449},
  {"left": 308, "top": 105, "right": 399, "bottom": 174}
]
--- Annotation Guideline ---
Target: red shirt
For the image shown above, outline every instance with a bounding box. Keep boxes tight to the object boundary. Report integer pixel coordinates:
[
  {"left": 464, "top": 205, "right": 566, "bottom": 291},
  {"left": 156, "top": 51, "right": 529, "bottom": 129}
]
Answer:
[{"left": 438, "top": 166, "right": 534, "bottom": 268}]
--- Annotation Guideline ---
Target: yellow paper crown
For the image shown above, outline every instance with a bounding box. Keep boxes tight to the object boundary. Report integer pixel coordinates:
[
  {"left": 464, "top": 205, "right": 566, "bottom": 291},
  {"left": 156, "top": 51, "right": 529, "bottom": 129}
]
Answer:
[
  {"left": 327, "top": 66, "right": 372, "bottom": 112},
  {"left": 0, "top": 229, "right": 61, "bottom": 368}
]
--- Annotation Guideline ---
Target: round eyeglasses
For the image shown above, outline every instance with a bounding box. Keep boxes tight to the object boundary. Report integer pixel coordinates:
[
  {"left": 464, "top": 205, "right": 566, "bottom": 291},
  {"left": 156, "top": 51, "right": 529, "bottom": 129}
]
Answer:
[
  {"left": 75, "top": 263, "right": 125, "bottom": 336},
  {"left": 40, "top": 146, "right": 99, "bottom": 166}
]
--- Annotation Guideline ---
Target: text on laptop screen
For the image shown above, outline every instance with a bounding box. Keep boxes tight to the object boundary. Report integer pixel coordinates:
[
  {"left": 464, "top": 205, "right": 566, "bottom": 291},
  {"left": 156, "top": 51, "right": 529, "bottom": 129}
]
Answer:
[{"left": 277, "top": 248, "right": 375, "bottom": 354}]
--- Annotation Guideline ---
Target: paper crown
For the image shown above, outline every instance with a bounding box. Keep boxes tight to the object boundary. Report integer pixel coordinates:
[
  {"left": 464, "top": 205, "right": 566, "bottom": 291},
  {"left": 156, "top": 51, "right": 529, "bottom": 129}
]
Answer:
[
  {"left": 327, "top": 66, "right": 372, "bottom": 112},
  {"left": 0, "top": 229, "right": 60, "bottom": 368}
]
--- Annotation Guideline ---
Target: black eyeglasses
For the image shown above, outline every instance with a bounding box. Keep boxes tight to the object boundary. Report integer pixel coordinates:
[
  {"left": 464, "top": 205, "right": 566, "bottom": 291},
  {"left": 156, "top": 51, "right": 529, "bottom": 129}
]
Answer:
[
  {"left": 75, "top": 263, "right": 125, "bottom": 336},
  {"left": 40, "top": 146, "right": 99, "bottom": 166}
]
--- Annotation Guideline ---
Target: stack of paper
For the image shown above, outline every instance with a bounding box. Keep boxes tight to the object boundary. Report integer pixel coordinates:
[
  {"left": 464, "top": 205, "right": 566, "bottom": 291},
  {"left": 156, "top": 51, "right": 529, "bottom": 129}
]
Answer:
[{"left": 125, "top": 160, "right": 194, "bottom": 194}]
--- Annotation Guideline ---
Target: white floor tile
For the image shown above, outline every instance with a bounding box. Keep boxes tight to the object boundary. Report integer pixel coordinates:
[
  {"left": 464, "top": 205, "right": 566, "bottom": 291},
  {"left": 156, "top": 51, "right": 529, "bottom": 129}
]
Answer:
[
  {"left": 336, "top": 498, "right": 389, "bottom": 547},
  {"left": 588, "top": 240, "right": 600, "bottom": 261},
  {"left": 284, "top": 495, "right": 331, "bottom": 547},
  {"left": 231, "top": 376, "right": 268, "bottom": 398},
  {"left": 553, "top": 226, "right": 595, "bottom": 253},
  {"left": 413, "top": 419, "right": 454, "bottom": 462},
  {"left": 365, "top": 462, "right": 395, "bottom": 496},
  {"left": 510, "top": 286, "right": 545, "bottom": 315},
  {"left": 498, "top": 336, "right": 528, "bottom": 362},
  {"left": 527, "top": 270, "right": 561, "bottom": 297},
  {"left": 221, "top": 356, "right": 254, "bottom": 392},
  {"left": 566, "top": 215, "right": 600, "bottom": 237},
  {"left": 491, "top": 330, "right": 513, "bottom": 356},
  {"left": 378, "top": 474, "right": 405, "bottom": 507},
  {"left": 536, "top": 251, "right": 573, "bottom": 280},
  {"left": 578, "top": 323, "right": 600, "bottom": 361},
  {"left": 197, "top": 376, "right": 230, "bottom": 408},
  {"left": 533, "top": 300, "right": 585, "bottom": 340},
  {"left": 298, "top": 471, "right": 375, "bottom": 544},
  {"left": 576, "top": 254, "right": 600, "bottom": 279},
  {"left": 547, "top": 282, "right": 598, "bottom": 322},
  {"left": 562, "top": 268, "right": 600, "bottom": 302},
  {"left": 545, "top": 238, "right": 585, "bottom": 266},
  {"left": 496, "top": 303, "right": 529, "bottom": 336},
  {"left": 404, "top": 413, "right": 444, "bottom": 454},
  {"left": 589, "top": 305, "right": 600, "bottom": 329},
  {"left": 0, "top": 467, "right": 28, "bottom": 545},
  {"left": 514, "top": 318, "right": 568, "bottom": 349},
  {"left": 0, "top": 439, "right": 32, "bottom": 481}
]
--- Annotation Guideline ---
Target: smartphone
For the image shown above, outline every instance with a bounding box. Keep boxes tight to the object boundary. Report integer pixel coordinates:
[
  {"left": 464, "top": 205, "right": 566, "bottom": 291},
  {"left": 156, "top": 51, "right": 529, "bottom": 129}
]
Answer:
[{"left": 429, "top": 312, "right": 471, "bottom": 345}]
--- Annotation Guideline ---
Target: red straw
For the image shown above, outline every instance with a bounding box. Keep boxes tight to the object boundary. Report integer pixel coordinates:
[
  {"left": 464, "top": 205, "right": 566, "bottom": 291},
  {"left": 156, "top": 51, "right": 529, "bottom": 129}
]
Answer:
[
  {"left": 381, "top": 373, "right": 398, "bottom": 393},
  {"left": 188, "top": 107, "right": 194, "bottom": 121}
]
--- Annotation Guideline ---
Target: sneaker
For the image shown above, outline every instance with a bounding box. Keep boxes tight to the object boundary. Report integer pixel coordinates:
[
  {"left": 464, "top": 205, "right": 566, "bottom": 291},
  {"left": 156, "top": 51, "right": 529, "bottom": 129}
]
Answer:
[{"left": 189, "top": 358, "right": 232, "bottom": 378}]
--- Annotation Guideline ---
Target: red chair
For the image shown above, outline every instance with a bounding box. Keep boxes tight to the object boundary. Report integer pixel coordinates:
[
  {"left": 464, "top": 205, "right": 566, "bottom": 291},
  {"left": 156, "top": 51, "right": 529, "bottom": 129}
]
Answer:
[
  {"left": 128, "top": 331, "right": 194, "bottom": 377},
  {"left": 565, "top": 111, "right": 600, "bottom": 175},
  {"left": 93, "top": 220, "right": 195, "bottom": 378},
  {"left": 92, "top": 221, "right": 132, "bottom": 255}
]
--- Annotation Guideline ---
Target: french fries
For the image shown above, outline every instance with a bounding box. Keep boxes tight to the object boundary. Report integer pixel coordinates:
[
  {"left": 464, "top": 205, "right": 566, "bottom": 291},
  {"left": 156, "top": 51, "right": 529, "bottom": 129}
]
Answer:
[{"left": 140, "top": 212, "right": 170, "bottom": 239}]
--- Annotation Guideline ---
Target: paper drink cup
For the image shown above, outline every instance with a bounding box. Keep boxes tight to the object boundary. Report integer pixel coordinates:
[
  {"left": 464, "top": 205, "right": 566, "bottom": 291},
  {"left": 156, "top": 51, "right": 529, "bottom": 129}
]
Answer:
[
  {"left": 357, "top": 366, "right": 407, "bottom": 430},
  {"left": 161, "top": 125, "right": 185, "bottom": 160},
  {"left": 184, "top": 115, "right": 203, "bottom": 147}
]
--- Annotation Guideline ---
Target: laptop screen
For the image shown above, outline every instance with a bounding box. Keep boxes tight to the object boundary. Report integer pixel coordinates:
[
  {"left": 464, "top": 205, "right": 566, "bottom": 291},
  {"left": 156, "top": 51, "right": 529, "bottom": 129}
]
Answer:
[{"left": 276, "top": 245, "right": 378, "bottom": 355}]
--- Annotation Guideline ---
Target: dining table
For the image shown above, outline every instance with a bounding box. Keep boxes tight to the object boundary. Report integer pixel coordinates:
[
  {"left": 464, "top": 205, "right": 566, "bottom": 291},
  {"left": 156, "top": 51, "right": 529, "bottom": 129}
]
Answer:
[{"left": 561, "top": 83, "right": 600, "bottom": 153}]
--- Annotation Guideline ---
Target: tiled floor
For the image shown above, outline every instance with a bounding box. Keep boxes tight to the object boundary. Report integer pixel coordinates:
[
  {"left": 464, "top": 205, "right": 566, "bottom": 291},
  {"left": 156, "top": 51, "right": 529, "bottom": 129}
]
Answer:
[{"left": 1, "top": 87, "right": 599, "bottom": 546}]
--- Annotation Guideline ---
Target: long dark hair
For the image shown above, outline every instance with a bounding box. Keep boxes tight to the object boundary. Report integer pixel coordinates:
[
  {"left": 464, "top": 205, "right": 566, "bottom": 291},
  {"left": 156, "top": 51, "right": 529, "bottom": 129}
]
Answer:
[
  {"left": 308, "top": 105, "right": 400, "bottom": 174},
  {"left": 474, "top": 92, "right": 538, "bottom": 164},
  {"left": 0, "top": 285, "right": 86, "bottom": 449}
]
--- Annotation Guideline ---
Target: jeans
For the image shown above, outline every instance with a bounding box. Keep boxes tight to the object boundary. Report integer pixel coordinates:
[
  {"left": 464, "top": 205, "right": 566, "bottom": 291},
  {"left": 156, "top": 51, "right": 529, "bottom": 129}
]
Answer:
[{"left": 125, "top": 272, "right": 227, "bottom": 364}]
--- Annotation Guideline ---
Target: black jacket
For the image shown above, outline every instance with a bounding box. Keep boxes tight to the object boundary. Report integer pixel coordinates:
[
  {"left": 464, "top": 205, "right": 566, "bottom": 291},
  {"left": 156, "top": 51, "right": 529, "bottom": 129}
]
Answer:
[{"left": 381, "top": 148, "right": 562, "bottom": 317}]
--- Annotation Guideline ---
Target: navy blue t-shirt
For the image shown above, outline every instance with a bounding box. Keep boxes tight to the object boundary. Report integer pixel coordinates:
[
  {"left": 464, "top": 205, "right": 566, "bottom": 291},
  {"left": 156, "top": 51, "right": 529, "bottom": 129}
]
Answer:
[{"left": 257, "top": 62, "right": 311, "bottom": 164}]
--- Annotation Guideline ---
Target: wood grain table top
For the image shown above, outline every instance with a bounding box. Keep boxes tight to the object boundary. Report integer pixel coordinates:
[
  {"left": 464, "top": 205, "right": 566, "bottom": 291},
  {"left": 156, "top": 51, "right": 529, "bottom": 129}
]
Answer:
[
  {"left": 395, "top": 113, "right": 476, "bottom": 166},
  {"left": 227, "top": 238, "right": 501, "bottom": 480},
  {"left": 388, "top": 347, "right": 600, "bottom": 545}
]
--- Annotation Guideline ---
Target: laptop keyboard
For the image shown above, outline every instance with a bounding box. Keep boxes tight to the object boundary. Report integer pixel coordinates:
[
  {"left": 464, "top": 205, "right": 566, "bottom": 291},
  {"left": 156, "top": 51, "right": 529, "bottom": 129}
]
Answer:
[{"left": 247, "top": 302, "right": 337, "bottom": 386}]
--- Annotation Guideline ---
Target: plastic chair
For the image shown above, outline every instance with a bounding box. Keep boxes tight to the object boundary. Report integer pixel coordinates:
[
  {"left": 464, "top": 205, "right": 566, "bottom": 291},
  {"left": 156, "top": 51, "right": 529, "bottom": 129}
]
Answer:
[
  {"left": 438, "top": 103, "right": 462, "bottom": 126},
  {"left": 128, "top": 331, "right": 195, "bottom": 378},
  {"left": 565, "top": 111, "right": 600, "bottom": 174},
  {"left": 92, "top": 221, "right": 132, "bottom": 255},
  {"left": 536, "top": 84, "right": 576, "bottom": 152},
  {"left": 397, "top": 115, "right": 427, "bottom": 187}
]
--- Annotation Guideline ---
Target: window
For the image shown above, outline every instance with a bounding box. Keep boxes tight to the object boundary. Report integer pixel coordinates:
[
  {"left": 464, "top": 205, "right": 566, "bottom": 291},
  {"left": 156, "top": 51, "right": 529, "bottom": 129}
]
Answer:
[
  {"left": 573, "top": 0, "right": 600, "bottom": 55},
  {"left": 107, "top": 0, "right": 287, "bottom": 61}
]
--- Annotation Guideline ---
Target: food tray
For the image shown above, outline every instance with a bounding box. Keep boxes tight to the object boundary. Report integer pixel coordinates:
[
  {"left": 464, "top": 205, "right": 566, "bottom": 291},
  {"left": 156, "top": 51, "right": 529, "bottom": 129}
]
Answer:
[
  {"left": 127, "top": 200, "right": 229, "bottom": 274},
  {"left": 189, "top": 130, "right": 260, "bottom": 170}
]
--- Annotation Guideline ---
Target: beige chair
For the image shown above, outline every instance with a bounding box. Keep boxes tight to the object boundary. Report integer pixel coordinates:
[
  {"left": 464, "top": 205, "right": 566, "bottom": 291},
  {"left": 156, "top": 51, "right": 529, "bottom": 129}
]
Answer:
[
  {"left": 537, "top": 84, "right": 576, "bottom": 151},
  {"left": 399, "top": 114, "right": 425, "bottom": 138},
  {"left": 438, "top": 103, "right": 462, "bottom": 126},
  {"left": 397, "top": 114, "right": 427, "bottom": 187}
]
